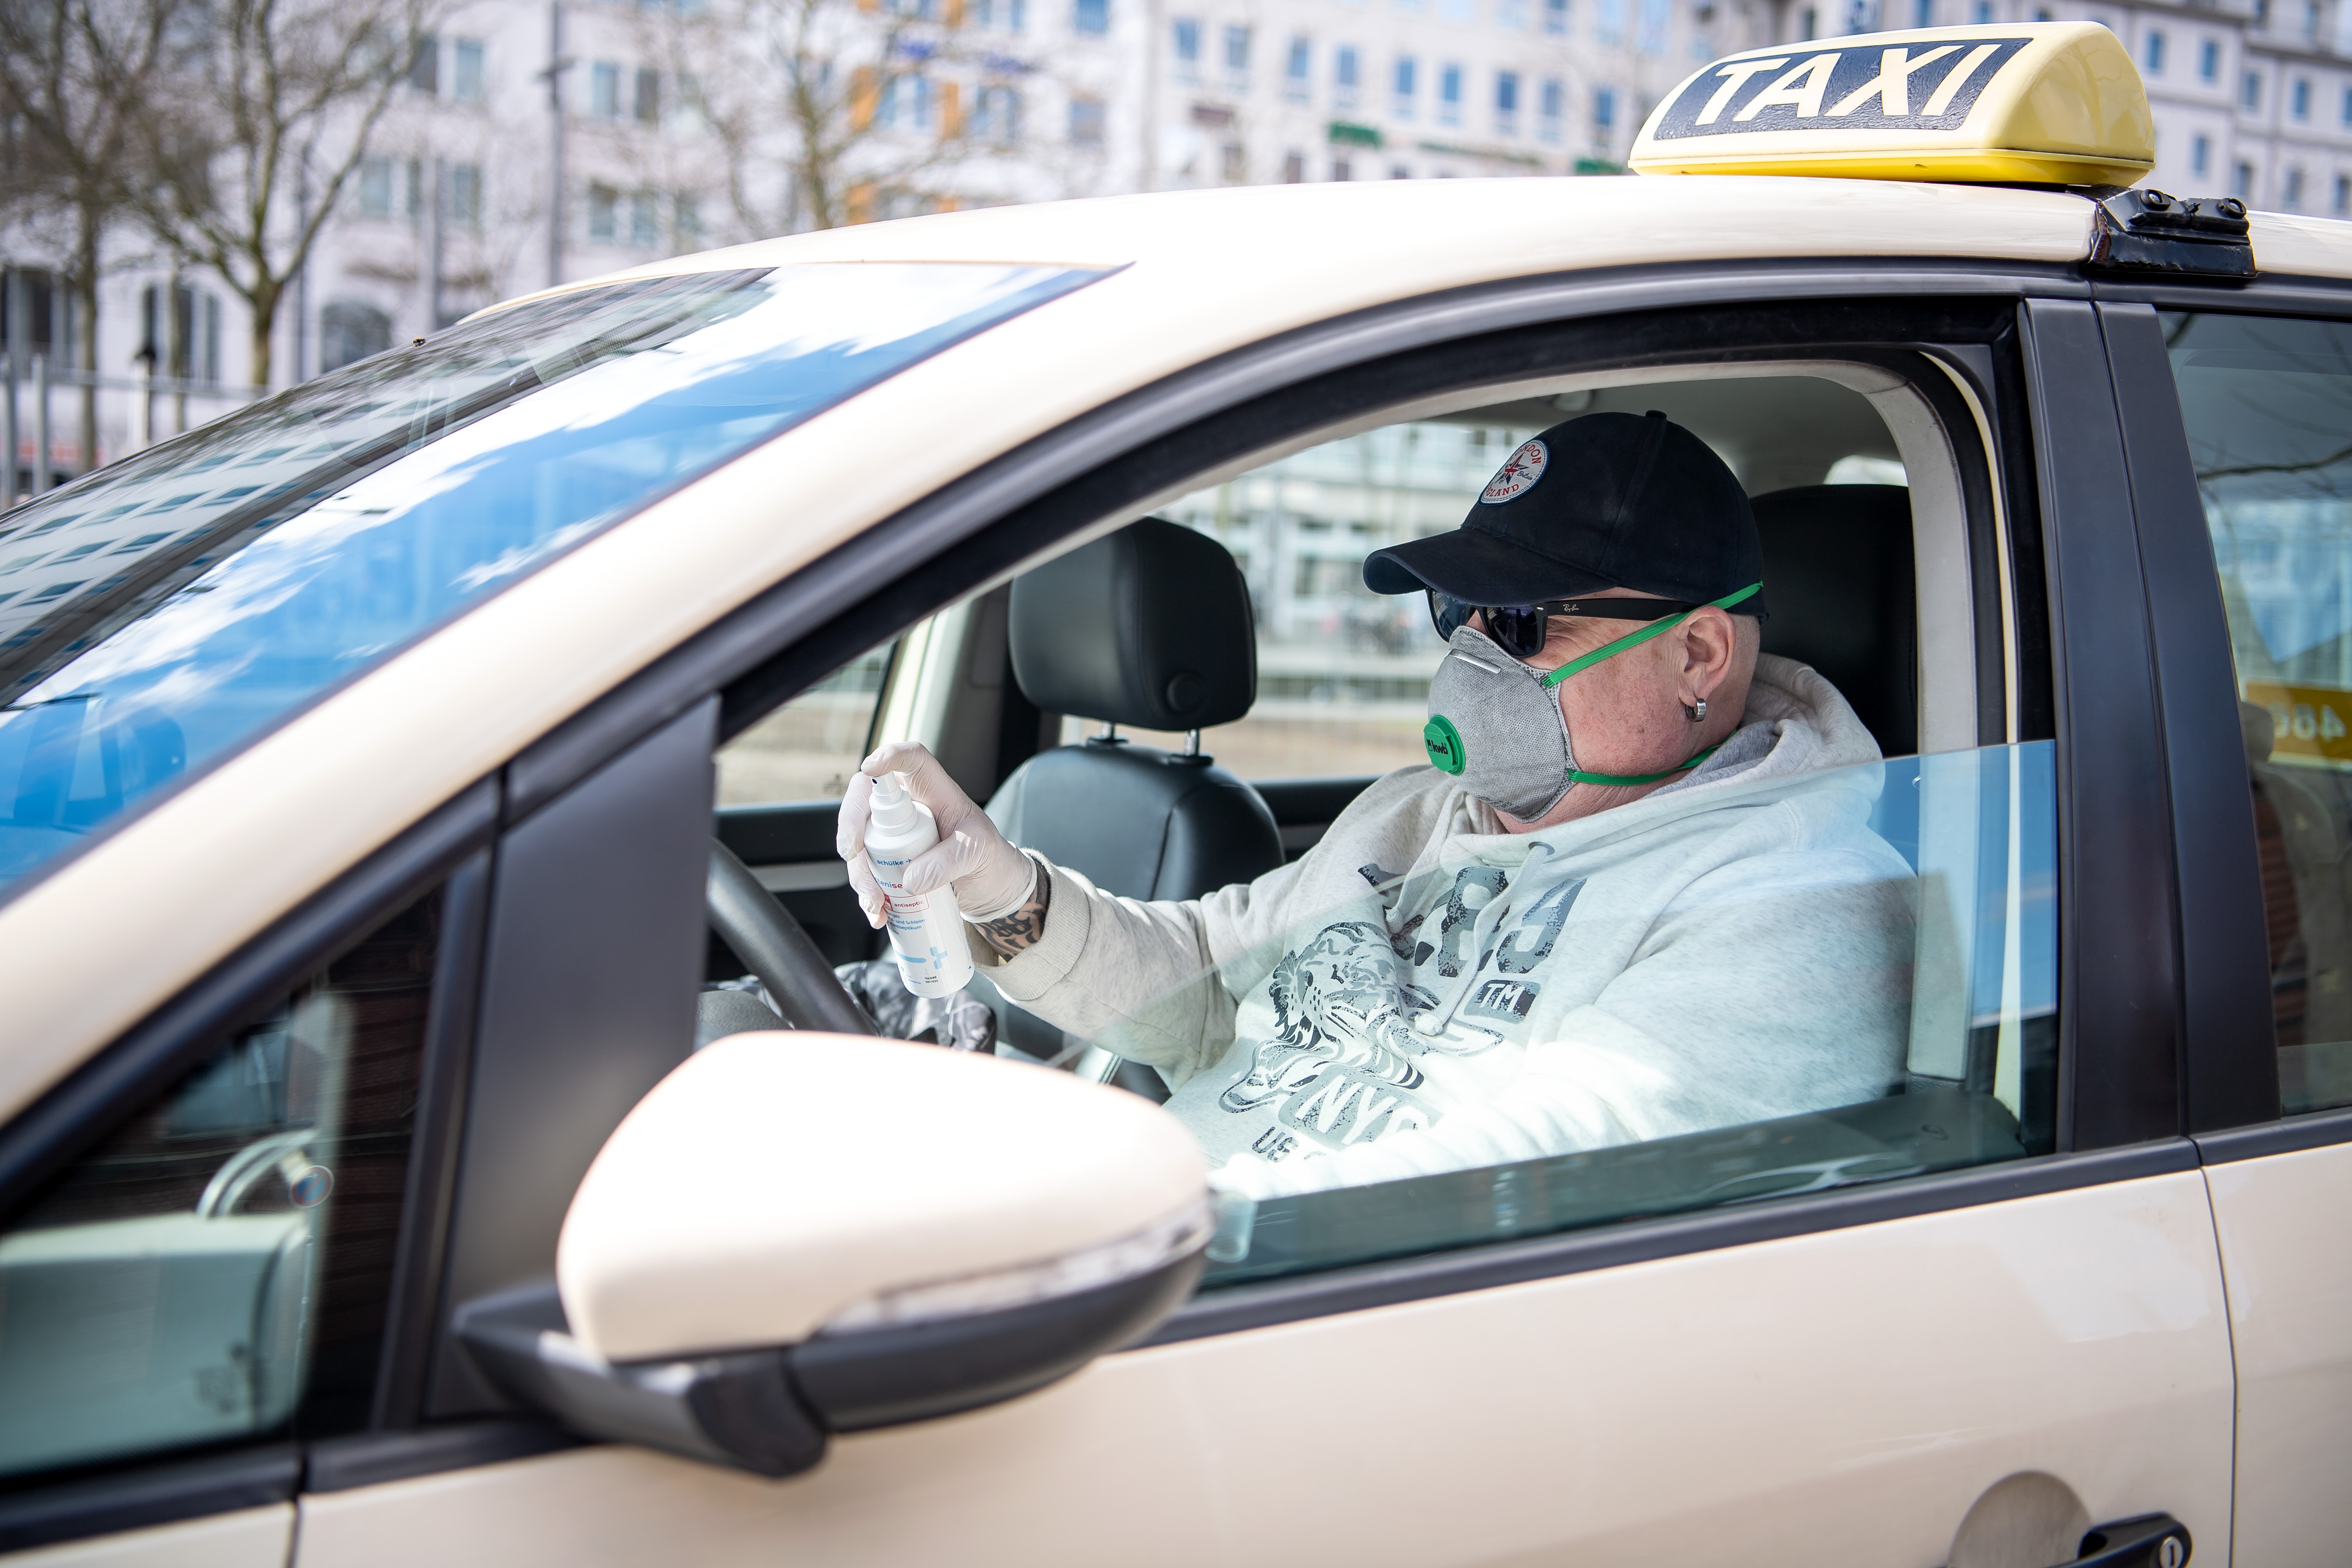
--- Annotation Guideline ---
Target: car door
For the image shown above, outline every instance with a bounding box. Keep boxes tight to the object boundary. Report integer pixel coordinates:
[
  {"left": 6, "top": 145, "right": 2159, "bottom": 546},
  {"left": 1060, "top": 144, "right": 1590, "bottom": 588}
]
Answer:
[
  {"left": 2095, "top": 287, "right": 2352, "bottom": 1568},
  {"left": 263, "top": 277, "right": 2233, "bottom": 1568}
]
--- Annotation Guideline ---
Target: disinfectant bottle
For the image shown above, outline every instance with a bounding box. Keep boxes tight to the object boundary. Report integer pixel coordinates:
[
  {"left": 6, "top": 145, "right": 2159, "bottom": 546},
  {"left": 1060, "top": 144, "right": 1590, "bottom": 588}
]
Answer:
[{"left": 862, "top": 771, "right": 976, "bottom": 1000}]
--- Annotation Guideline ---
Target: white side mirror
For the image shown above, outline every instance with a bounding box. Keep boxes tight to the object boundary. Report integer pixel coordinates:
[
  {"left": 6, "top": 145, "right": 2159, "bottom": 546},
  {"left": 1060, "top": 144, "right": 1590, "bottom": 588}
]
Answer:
[{"left": 457, "top": 1034, "right": 1209, "bottom": 1475}]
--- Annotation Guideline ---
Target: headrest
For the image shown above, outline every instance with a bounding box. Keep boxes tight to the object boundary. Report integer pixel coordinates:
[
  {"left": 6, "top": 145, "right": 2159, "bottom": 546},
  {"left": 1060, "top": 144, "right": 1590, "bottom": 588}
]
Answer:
[
  {"left": 1009, "top": 518, "right": 1256, "bottom": 730},
  {"left": 1750, "top": 484, "right": 1917, "bottom": 760}
]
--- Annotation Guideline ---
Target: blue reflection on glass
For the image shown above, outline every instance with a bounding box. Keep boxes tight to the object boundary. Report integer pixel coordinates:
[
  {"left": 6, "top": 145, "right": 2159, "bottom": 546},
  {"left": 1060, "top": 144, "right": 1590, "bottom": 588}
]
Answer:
[
  {"left": 0, "top": 262, "right": 1102, "bottom": 895},
  {"left": 1868, "top": 738, "right": 2059, "bottom": 1035}
]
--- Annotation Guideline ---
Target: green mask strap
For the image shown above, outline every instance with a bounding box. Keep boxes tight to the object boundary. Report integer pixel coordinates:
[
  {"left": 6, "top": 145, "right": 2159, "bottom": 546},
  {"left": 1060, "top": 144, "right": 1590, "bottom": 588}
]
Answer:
[
  {"left": 1537, "top": 582, "right": 1759, "bottom": 788},
  {"left": 1538, "top": 581, "right": 1761, "bottom": 691}
]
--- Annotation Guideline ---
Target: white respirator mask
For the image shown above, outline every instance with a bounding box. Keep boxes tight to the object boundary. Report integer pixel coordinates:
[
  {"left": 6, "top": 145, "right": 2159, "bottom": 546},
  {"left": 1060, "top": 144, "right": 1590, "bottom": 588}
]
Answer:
[{"left": 1421, "top": 583, "right": 1760, "bottom": 820}]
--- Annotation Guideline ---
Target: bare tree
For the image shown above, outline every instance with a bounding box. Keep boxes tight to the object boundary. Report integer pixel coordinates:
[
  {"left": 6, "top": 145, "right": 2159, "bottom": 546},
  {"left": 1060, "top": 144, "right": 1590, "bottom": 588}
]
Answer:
[
  {"left": 0, "top": 0, "right": 192, "bottom": 467},
  {"left": 131, "top": 0, "right": 439, "bottom": 387},
  {"left": 692, "top": 0, "right": 1054, "bottom": 238}
]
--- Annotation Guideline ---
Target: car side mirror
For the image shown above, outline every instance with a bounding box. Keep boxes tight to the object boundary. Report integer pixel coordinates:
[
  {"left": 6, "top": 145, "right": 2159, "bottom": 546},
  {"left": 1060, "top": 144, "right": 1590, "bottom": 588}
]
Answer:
[{"left": 456, "top": 1034, "right": 1209, "bottom": 1476}]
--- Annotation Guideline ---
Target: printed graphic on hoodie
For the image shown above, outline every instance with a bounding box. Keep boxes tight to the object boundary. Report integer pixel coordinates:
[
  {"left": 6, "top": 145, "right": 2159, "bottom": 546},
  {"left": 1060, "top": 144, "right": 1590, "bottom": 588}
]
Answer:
[{"left": 1215, "top": 862, "right": 1590, "bottom": 1159}]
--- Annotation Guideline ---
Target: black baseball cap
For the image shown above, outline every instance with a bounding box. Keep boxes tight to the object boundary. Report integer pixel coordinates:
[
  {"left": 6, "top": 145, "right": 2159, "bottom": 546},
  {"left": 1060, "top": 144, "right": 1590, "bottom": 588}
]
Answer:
[{"left": 1361, "top": 410, "right": 1767, "bottom": 614}]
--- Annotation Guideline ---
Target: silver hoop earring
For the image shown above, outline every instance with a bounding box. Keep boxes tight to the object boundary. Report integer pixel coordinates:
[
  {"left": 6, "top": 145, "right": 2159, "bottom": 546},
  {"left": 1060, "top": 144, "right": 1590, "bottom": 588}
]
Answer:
[{"left": 1685, "top": 697, "right": 1707, "bottom": 724}]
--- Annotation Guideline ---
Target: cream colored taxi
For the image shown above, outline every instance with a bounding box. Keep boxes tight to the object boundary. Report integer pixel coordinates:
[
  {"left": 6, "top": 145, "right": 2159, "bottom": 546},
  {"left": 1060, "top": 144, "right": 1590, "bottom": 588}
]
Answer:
[{"left": 0, "top": 22, "right": 2343, "bottom": 1567}]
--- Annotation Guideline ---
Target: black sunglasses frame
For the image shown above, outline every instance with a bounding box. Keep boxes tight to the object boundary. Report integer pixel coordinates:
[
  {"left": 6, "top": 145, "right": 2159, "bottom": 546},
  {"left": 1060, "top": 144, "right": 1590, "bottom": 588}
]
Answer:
[{"left": 1426, "top": 591, "right": 1707, "bottom": 659}]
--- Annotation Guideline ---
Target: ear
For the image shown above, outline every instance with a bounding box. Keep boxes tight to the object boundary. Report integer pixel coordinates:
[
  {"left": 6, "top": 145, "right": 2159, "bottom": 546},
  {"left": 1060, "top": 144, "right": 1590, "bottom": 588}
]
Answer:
[{"left": 1676, "top": 607, "right": 1737, "bottom": 702}]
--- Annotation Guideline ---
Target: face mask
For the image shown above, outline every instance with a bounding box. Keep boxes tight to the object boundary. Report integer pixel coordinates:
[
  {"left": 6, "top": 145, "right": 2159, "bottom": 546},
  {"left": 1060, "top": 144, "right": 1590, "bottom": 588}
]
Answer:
[{"left": 1421, "top": 583, "right": 1759, "bottom": 819}]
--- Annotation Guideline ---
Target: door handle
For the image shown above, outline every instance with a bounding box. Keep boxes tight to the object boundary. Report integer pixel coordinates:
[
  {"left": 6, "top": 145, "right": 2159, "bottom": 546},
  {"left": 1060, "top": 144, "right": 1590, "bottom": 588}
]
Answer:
[{"left": 2043, "top": 1514, "right": 2190, "bottom": 1568}]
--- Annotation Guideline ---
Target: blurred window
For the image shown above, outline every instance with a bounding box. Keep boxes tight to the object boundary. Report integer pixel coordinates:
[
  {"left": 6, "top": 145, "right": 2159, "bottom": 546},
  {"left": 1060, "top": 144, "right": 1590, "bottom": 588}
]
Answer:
[
  {"left": 454, "top": 39, "right": 486, "bottom": 103},
  {"left": 0, "top": 887, "right": 445, "bottom": 1480},
  {"left": 1173, "top": 16, "right": 1200, "bottom": 76},
  {"left": 139, "top": 283, "right": 220, "bottom": 385},
  {"left": 446, "top": 164, "right": 483, "bottom": 232},
  {"left": 356, "top": 158, "right": 397, "bottom": 219},
  {"left": 1543, "top": 0, "right": 1567, "bottom": 31},
  {"left": 1069, "top": 94, "right": 1107, "bottom": 143},
  {"left": 588, "top": 182, "right": 620, "bottom": 241},
  {"left": 635, "top": 66, "right": 662, "bottom": 125},
  {"left": 2144, "top": 27, "right": 2164, "bottom": 71},
  {"left": 408, "top": 34, "right": 439, "bottom": 94},
  {"left": 975, "top": 85, "right": 1023, "bottom": 142},
  {"left": 1286, "top": 36, "right": 1310, "bottom": 99},
  {"left": 718, "top": 645, "right": 893, "bottom": 804},
  {"left": 591, "top": 61, "right": 621, "bottom": 119},
  {"left": 630, "top": 191, "right": 660, "bottom": 248},
  {"left": 1074, "top": 0, "right": 1109, "bottom": 34},
  {"left": 318, "top": 301, "right": 391, "bottom": 373}
]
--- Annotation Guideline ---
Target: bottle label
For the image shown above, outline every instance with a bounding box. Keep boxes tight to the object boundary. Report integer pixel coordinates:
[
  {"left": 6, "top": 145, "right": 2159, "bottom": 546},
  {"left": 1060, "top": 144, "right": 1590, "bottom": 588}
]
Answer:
[{"left": 868, "top": 851, "right": 968, "bottom": 994}]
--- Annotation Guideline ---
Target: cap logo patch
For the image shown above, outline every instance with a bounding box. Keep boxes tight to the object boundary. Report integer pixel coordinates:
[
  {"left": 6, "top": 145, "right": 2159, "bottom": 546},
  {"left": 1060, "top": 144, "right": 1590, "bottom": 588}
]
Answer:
[{"left": 1479, "top": 439, "right": 1548, "bottom": 505}]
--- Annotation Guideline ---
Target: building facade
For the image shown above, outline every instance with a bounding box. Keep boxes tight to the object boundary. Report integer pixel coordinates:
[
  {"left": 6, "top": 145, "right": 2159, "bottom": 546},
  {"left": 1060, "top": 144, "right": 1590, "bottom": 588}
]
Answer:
[{"left": 6, "top": 0, "right": 2348, "bottom": 500}]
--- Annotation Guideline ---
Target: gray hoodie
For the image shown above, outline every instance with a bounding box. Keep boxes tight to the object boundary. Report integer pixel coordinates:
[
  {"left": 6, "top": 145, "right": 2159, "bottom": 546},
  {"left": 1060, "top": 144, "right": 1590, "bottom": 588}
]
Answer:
[{"left": 985, "top": 656, "right": 1916, "bottom": 1198}]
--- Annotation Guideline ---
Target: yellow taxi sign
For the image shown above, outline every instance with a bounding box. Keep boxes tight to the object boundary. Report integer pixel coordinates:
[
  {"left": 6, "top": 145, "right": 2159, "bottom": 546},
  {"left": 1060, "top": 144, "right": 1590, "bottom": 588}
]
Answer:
[{"left": 1630, "top": 21, "right": 2155, "bottom": 186}]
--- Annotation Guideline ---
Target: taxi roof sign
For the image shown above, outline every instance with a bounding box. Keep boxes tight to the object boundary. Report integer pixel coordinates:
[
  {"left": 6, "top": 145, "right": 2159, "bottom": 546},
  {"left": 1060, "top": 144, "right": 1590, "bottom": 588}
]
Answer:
[{"left": 1630, "top": 21, "right": 2155, "bottom": 186}]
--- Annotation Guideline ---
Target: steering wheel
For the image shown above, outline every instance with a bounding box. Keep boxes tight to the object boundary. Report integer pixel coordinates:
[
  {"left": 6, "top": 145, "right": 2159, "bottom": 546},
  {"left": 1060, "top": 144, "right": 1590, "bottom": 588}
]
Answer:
[{"left": 705, "top": 840, "right": 878, "bottom": 1035}]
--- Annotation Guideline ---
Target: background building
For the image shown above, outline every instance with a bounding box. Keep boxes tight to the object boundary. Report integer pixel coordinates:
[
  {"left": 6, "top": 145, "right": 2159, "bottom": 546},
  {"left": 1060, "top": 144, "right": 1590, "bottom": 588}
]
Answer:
[{"left": 5, "top": 0, "right": 2345, "bottom": 503}]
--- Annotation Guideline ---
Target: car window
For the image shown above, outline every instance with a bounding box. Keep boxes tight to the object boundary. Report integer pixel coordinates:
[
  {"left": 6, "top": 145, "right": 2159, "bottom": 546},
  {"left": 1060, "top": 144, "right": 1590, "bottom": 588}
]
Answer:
[
  {"left": 0, "top": 262, "right": 1104, "bottom": 902},
  {"left": 2166, "top": 311, "right": 2352, "bottom": 1114},
  {"left": 0, "top": 886, "right": 444, "bottom": 1479},
  {"left": 1083, "top": 379, "right": 1926, "bottom": 779},
  {"left": 1074, "top": 739, "right": 2056, "bottom": 1279},
  {"left": 761, "top": 360, "right": 2042, "bottom": 1284},
  {"left": 717, "top": 643, "right": 892, "bottom": 805}
]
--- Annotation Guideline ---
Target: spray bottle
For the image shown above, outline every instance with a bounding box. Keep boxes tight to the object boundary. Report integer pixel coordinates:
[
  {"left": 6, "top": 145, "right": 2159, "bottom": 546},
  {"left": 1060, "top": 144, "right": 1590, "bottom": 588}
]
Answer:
[{"left": 862, "top": 771, "right": 976, "bottom": 1000}]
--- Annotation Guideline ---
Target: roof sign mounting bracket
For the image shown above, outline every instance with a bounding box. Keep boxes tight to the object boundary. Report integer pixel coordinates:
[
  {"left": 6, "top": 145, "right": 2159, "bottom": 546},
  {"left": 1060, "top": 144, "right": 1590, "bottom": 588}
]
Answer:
[{"left": 2085, "top": 187, "right": 2256, "bottom": 279}]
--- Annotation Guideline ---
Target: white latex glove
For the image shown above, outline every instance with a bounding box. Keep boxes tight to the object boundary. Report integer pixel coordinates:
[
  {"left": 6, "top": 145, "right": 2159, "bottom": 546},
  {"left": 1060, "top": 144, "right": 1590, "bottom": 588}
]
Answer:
[{"left": 836, "top": 741, "right": 1036, "bottom": 931}]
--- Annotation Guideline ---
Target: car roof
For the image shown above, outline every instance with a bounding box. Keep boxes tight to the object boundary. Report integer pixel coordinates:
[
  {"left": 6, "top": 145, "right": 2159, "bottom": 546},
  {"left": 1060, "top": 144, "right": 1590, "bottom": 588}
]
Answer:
[
  {"left": 3, "top": 173, "right": 2347, "bottom": 1115},
  {"left": 508, "top": 174, "right": 2101, "bottom": 308},
  {"left": 498, "top": 176, "right": 2352, "bottom": 308}
]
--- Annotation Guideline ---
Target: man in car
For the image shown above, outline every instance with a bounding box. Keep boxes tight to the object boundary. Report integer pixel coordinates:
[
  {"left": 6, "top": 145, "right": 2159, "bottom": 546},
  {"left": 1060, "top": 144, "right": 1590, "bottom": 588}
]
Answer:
[{"left": 838, "top": 411, "right": 1916, "bottom": 1199}]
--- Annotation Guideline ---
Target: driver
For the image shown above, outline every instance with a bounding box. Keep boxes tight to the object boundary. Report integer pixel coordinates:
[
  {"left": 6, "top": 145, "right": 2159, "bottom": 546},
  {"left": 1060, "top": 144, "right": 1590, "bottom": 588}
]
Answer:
[{"left": 836, "top": 411, "right": 1916, "bottom": 1198}]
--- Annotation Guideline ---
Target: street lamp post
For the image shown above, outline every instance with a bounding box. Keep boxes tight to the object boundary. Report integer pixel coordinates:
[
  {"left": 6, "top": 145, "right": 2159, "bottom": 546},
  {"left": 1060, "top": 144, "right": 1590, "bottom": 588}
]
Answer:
[{"left": 547, "top": 3, "right": 571, "bottom": 290}]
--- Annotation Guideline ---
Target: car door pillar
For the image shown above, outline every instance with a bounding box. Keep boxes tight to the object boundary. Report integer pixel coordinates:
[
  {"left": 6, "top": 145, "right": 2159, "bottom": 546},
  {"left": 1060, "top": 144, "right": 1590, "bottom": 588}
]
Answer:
[
  {"left": 2095, "top": 301, "right": 2278, "bottom": 1134},
  {"left": 423, "top": 699, "right": 716, "bottom": 1417},
  {"left": 2019, "top": 299, "right": 2183, "bottom": 1149}
]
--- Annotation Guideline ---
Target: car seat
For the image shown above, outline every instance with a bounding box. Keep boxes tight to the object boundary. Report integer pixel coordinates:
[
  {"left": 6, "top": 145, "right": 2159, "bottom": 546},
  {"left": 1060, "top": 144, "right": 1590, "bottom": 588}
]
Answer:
[
  {"left": 1749, "top": 484, "right": 1917, "bottom": 761},
  {"left": 974, "top": 518, "right": 1285, "bottom": 1091},
  {"left": 1751, "top": 484, "right": 1950, "bottom": 1096}
]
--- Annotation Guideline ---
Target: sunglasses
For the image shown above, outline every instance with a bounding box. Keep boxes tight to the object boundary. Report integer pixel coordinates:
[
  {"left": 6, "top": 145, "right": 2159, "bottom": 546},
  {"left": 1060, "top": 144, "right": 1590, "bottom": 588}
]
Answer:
[{"left": 1426, "top": 591, "right": 1712, "bottom": 660}]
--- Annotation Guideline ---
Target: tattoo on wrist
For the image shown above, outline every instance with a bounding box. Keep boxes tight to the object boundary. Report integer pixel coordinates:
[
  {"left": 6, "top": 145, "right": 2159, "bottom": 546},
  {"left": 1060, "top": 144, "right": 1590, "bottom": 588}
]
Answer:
[{"left": 976, "top": 869, "right": 1050, "bottom": 957}]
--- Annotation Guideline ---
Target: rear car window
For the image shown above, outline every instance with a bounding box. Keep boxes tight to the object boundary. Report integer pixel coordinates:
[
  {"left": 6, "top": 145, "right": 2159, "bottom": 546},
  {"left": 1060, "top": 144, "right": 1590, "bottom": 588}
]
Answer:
[{"left": 2166, "top": 309, "right": 2352, "bottom": 1113}]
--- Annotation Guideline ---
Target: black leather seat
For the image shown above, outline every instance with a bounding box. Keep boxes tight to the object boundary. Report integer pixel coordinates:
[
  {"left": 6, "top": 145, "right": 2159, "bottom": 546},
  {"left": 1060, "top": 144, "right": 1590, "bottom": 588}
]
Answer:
[
  {"left": 1750, "top": 484, "right": 1917, "bottom": 760},
  {"left": 978, "top": 518, "right": 1283, "bottom": 1076}
]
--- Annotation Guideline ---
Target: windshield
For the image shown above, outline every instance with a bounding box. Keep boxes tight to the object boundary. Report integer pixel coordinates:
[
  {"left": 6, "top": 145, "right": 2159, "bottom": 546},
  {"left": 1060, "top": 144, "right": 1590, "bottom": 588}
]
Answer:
[{"left": 0, "top": 262, "right": 1103, "bottom": 898}]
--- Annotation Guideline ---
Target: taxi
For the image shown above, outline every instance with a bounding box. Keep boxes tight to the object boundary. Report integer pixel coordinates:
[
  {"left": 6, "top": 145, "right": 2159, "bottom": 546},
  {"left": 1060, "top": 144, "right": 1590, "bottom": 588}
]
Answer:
[{"left": 0, "top": 21, "right": 2342, "bottom": 1567}]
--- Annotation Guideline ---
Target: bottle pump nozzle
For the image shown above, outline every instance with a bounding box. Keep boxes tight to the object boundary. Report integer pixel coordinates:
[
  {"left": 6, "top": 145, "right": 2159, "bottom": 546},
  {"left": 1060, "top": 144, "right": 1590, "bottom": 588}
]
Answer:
[{"left": 868, "top": 771, "right": 916, "bottom": 832}]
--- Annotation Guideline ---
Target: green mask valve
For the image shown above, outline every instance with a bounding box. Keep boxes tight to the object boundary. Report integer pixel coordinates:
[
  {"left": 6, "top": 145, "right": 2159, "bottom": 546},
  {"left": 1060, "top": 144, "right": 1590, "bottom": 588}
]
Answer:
[{"left": 1424, "top": 714, "right": 1467, "bottom": 774}]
